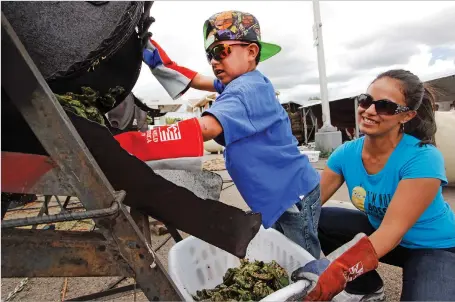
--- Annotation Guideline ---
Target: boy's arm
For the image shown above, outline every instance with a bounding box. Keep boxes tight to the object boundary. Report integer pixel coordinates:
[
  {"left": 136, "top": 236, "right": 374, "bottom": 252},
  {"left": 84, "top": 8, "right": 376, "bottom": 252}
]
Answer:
[
  {"left": 198, "top": 115, "right": 223, "bottom": 141},
  {"left": 143, "top": 39, "right": 219, "bottom": 98},
  {"left": 192, "top": 74, "right": 217, "bottom": 92}
]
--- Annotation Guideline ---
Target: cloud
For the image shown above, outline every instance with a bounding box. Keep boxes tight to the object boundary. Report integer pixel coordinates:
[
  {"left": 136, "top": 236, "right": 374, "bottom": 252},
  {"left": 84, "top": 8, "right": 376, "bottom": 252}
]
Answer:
[
  {"left": 345, "top": 40, "right": 420, "bottom": 70},
  {"left": 258, "top": 49, "right": 315, "bottom": 79},
  {"left": 429, "top": 46, "right": 455, "bottom": 65},
  {"left": 331, "top": 5, "right": 455, "bottom": 73},
  {"left": 258, "top": 53, "right": 317, "bottom": 90},
  {"left": 328, "top": 70, "right": 363, "bottom": 83},
  {"left": 346, "top": 6, "right": 455, "bottom": 50},
  {"left": 279, "top": 84, "right": 322, "bottom": 103},
  {"left": 132, "top": 1, "right": 455, "bottom": 106}
]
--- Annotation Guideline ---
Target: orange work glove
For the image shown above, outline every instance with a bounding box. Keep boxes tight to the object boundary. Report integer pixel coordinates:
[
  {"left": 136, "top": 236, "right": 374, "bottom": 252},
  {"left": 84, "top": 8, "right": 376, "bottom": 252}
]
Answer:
[
  {"left": 291, "top": 233, "right": 379, "bottom": 301},
  {"left": 114, "top": 118, "right": 204, "bottom": 161}
]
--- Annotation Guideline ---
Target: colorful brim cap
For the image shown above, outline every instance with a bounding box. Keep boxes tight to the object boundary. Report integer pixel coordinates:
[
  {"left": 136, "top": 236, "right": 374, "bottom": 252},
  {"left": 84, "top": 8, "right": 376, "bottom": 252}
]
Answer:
[{"left": 203, "top": 10, "right": 281, "bottom": 62}]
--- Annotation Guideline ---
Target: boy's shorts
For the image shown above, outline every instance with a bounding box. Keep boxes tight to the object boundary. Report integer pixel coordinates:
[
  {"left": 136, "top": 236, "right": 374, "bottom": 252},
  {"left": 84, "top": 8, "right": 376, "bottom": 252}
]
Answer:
[{"left": 271, "top": 184, "right": 322, "bottom": 259}]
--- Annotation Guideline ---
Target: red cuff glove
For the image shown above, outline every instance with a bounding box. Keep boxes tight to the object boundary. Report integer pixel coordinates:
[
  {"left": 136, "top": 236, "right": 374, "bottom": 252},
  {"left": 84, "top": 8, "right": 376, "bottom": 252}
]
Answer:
[
  {"left": 114, "top": 118, "right": 204, "bottom": 162},
  {"left": 143, "top": 38, "right": 197, "bottom": 100},
  {"left": 291, "top": 233, "right": 379, "bottom": 301}
]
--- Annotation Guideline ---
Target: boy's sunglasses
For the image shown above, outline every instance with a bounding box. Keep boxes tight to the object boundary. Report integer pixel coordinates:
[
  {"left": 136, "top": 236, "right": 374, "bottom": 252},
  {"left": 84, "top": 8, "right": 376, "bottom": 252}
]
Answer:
[
  {"left": 206, "top": 43, "right": 250, "bottom": 64},
  {"left": 356, "top": 93, "right": 411, "bottom": 115}
]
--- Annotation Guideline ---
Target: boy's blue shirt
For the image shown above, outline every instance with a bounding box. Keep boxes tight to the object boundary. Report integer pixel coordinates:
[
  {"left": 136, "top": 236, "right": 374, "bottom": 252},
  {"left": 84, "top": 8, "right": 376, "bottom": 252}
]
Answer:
[
  {"left": 327, "top": 134, "right": 455, "bottom": 249},
  {"left": 202, "top": 70, "right": 320, "bottom": 228}
]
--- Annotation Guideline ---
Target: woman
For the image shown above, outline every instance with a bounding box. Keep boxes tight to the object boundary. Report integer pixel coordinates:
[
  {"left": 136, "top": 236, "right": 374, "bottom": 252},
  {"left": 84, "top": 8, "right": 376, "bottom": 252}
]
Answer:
[{"left": 291, "top": 69, "right": 455, "bottom": 301}]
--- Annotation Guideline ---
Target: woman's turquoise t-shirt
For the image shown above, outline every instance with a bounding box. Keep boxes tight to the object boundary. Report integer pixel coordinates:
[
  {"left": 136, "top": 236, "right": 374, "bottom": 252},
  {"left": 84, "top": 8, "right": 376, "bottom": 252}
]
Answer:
[{"left": 327, "top": 134, "right": 455, "bottom": 249}]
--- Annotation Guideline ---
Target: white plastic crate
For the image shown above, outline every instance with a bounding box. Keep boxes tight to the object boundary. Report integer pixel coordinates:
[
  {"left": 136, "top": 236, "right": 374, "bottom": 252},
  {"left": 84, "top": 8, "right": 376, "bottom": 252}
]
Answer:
[
  {"left": 299, "top": 150, "right": 321, "bottom": 163},
  {"left": 168, "top": 226, "right": 314, "bottom": 301}
]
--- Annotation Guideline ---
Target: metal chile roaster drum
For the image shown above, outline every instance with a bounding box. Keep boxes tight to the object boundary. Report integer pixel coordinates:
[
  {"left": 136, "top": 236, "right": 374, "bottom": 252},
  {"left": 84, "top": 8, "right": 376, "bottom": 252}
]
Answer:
[{"left": 2, "top": 1, "right": 150, "bottom": 109}]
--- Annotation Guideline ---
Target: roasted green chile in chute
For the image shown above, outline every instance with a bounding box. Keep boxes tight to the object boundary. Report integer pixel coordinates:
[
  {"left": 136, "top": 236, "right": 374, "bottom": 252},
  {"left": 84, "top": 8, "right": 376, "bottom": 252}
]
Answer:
[{"left": 54, "top": 86, "right": 124, "bottom": 125}]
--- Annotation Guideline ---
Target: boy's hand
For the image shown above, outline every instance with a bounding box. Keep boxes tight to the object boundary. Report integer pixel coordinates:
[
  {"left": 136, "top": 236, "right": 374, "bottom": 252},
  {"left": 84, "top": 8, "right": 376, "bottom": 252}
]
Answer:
[
  {"left": 142, "top": 38, "right": 198, "bottom": 100},
  {"left": 291, "top": 233, "right": 379, "bottom": 301}
]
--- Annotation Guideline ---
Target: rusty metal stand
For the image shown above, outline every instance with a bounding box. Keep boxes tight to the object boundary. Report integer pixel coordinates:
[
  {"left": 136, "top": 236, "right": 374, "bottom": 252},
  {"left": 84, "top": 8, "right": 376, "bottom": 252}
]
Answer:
[{"left": 1, "top": 12, "right": 183, "bottom": 301}]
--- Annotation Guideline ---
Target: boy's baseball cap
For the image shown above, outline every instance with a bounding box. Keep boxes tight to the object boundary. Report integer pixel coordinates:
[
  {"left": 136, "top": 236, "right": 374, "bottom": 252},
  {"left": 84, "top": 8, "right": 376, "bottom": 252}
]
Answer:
[{"left": 203, "top": 10, "right": 281, "bottom": 62}]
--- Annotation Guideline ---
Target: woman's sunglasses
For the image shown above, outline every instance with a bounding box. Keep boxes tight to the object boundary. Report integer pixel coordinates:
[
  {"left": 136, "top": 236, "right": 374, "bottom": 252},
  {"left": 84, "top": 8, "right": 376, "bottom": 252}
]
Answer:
[
  {"left": 356, "top": 93, "right": 411, "bottom": 115},
  {"left": 205, "top": 43, "right": 250, "bottom": 64}
]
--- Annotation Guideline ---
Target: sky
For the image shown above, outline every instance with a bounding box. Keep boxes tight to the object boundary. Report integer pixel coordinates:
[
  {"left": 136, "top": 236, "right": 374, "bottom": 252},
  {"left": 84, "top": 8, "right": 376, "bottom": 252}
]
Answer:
[{"left": 132, "top": 1, "right": 455, "bottom": 106}]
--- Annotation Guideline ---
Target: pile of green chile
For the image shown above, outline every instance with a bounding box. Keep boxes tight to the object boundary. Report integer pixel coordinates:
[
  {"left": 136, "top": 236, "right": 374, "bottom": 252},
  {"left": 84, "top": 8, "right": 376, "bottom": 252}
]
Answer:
[
  {"left": 193, "top": 259, "right": 290, "bottom": 301},
  {"left": 54, "top": 86, "right": 125, "bottom": 125}
]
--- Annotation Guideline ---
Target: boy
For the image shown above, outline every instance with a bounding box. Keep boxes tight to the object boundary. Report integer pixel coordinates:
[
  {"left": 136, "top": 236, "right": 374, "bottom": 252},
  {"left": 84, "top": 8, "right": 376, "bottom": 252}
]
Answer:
[{"left": 143, "top": 10, "right": 322, "bottom": 258}]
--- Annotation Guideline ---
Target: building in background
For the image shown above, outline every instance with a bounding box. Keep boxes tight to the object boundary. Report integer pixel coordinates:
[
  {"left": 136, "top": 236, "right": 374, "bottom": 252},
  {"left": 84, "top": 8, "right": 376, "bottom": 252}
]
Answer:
[{"left": 298, "top": 73, "right": 455, "bottom": 144}]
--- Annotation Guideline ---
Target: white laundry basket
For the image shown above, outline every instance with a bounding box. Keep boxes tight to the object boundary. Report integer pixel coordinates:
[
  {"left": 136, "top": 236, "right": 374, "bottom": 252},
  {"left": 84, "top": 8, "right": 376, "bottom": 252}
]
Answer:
[
  {"left": 168, "top": 226, "right": 314, "bottom": 301},
  {"left": 299, "top": 150, "right": 321, "bottom": 163}
]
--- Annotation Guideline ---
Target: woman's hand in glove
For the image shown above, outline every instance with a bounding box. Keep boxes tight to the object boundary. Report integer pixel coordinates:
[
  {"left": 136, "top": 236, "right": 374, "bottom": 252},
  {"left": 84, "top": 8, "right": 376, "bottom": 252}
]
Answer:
[{"left": 291, "top": 233, "right": 379, "bottom": 301}]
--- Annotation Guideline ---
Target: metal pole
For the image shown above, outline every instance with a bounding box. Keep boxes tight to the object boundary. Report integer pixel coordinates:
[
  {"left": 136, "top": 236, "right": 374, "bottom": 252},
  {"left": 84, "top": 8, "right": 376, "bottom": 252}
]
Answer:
[
  {"left": 303, "top": 108, "right": 308, "bottom": 145},
  {"left": 354, "top": 97, "right": 360, "bottom": 138},
  {"left": 312, "top": 0, "right": 335, "bottom": 131}
]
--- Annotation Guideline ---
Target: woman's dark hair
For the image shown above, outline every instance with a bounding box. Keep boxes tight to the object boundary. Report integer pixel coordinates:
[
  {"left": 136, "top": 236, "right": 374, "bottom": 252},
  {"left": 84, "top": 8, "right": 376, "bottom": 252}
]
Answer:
[{"left": 372, "top": 69, "right": 437, "bottom": 146}]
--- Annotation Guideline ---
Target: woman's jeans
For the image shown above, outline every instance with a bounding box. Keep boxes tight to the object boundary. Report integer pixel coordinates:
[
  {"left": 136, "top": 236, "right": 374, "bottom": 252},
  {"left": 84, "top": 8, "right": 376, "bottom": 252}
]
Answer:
[
  {"left": 319, "top": 207, "right": 455, "bottom": 301},
  {"left": 272, "top": 184, "right": 322, "bottom": 259}
]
